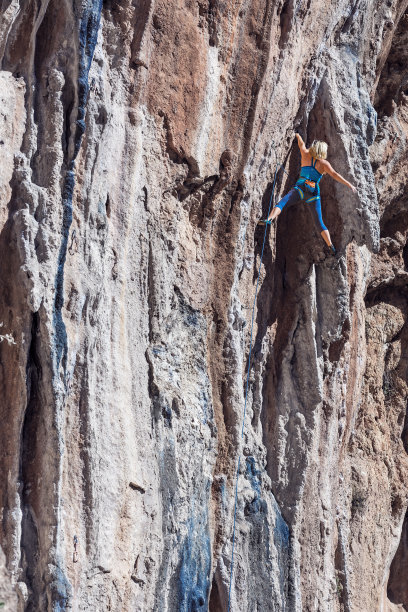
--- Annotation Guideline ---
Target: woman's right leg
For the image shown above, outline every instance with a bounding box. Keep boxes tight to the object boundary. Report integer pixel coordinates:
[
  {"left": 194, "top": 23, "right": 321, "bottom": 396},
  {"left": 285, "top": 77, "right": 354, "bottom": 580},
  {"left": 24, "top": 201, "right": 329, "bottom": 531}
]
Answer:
[
  {"left": 320, "top": 229, "right": 333, "bottom": 247},
  {"left": 310, "top": 198, "right": 336, "bottom": 250}
]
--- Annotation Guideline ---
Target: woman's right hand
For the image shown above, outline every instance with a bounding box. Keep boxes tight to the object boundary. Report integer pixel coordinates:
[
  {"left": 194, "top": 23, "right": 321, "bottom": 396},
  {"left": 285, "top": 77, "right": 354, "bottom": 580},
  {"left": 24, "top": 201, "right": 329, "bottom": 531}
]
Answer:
[{"left": 350, "top": 185, "right": 357, "bottom": 194}]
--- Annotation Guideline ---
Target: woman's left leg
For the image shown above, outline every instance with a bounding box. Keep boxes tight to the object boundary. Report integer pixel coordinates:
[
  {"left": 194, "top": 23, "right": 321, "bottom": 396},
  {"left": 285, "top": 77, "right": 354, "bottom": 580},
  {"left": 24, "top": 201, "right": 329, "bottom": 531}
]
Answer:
[{"left": 258, "top": 188, "right": 300, "bottom": 225}]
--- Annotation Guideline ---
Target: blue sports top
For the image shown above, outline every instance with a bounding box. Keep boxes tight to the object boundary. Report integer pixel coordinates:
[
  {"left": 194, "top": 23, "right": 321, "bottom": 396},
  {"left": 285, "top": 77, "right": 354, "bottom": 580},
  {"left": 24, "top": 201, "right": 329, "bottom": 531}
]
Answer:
[{"left": 299, "top": 157, "right": 323, "bottom": 184}]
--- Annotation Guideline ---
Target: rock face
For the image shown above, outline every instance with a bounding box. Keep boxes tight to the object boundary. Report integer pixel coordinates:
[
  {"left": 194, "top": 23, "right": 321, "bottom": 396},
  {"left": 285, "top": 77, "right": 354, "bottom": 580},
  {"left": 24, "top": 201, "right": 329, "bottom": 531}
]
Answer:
[{"left": 0, "top": 0, "right": 408, "bottom": 610}]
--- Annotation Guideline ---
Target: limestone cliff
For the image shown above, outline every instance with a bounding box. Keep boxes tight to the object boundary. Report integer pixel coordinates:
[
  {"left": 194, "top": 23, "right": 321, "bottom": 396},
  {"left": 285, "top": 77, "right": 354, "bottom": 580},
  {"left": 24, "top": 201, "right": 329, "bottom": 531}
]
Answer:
[{"left": 0, "top": 1, "right": 408, "bottom": 610}]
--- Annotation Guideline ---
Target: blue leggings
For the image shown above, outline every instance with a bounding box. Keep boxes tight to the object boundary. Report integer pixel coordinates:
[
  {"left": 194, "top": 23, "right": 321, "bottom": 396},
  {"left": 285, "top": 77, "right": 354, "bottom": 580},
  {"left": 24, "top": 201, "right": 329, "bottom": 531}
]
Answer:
[{"left": 275, "top": 187, "right": 328, "bottom": 232}]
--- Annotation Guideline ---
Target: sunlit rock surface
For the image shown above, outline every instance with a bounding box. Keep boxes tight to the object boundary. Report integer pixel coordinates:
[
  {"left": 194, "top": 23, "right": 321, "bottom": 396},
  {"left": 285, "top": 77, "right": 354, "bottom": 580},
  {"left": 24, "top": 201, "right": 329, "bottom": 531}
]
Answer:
[{"left": 0, "top": 1, "right": 408, "bottom": 610}]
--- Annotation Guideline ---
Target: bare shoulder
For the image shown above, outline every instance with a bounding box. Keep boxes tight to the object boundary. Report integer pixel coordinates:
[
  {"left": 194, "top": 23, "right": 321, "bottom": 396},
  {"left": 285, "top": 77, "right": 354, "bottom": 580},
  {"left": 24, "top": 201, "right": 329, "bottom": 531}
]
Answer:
[
  {"left": 300, "top": 148, "right": 311, "bottom": 164},
  {"left": 317, "top": 159, "right": 332, "bottom": 174}
]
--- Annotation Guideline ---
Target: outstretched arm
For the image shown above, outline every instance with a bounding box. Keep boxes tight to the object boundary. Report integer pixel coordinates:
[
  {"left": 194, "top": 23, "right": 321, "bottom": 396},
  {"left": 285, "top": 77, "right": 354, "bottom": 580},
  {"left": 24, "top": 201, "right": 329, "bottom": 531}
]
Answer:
[
  {"left": 295, "top": 133, "right": 308, "bottom": 154},
  {"left": 323, "top": 161, "right": 357, "bottom": 193}
]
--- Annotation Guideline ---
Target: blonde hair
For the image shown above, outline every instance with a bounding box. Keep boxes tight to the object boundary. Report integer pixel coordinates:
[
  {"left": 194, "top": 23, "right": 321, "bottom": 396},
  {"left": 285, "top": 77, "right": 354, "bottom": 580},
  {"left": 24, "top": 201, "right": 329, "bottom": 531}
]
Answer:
[{"left": 309, "top": 140, "right": 328, "bottom": 160}]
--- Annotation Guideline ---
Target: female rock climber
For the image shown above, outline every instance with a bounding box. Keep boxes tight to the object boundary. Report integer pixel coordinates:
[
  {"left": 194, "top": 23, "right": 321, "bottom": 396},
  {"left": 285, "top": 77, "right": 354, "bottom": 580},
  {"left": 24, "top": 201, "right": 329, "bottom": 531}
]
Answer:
[{"left": 259, "top": 133, "right": 357, "bottom": 255}]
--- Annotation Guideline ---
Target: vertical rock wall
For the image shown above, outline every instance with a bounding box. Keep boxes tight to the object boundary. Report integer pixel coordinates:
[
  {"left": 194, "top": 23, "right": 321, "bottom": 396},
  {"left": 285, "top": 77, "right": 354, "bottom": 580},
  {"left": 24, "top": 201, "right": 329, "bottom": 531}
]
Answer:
[{"left": 0, "top": 0, "right": 407, "bottom": 610}]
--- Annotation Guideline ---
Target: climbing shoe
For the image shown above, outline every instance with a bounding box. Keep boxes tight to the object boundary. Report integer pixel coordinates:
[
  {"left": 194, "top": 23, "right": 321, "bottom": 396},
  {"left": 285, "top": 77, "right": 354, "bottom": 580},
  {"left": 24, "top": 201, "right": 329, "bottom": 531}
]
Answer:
[
  {"left": 330, "top": 244, "right": 342, "bottom": 259},
  {"left": 258, "top": 218, "right": 272, "bottom": 226}
]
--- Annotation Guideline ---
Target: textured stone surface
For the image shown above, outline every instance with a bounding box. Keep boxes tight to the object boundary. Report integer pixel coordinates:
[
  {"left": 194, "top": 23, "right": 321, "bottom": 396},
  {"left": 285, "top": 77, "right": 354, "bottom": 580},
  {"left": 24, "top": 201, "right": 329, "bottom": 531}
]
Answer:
[{"left": 0, "top": 1, "right": 408, "bottom": 611}]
